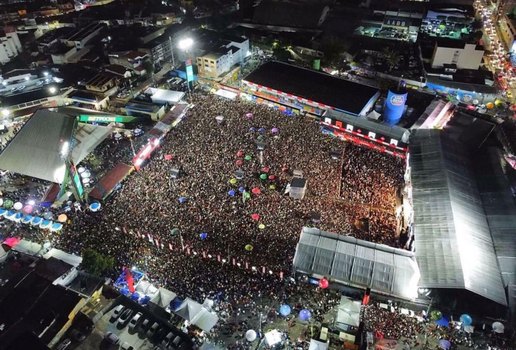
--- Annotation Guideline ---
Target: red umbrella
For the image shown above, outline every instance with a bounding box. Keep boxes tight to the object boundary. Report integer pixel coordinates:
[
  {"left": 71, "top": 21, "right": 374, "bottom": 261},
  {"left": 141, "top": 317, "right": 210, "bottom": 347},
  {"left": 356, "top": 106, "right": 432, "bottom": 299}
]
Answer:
[
  {"left": 268, "top": 175, "right": 275, "bottom": 180},
  {"left": 251, "top": 213, "right": 260, "bottom": 221},
  {"left": 236, "top": 150, "right": 244, "bottom": 158},
  {"left": 236, "top": 159, "right": 243, "bottom": 166},
  {"left": 319, "top": 278, "right": 329, "bottom": 289},
  {"left": 251, "top": 187, "right": 261, "bottom": 195},
  {"left": 261, "top": 166, "right": 270, "bottom": 173}
]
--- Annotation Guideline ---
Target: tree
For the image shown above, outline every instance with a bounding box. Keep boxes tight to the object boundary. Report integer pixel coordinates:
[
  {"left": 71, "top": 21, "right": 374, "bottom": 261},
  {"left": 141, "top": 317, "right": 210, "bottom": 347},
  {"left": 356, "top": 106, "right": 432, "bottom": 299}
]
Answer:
[
  {"left": 382, "top": 47, "right": 401, "bottom": 72},
  {"left": 321, "top": 36, "right": 345, "bottom": 67},
  {"left": 81, "top": 248, "right": 115, "bottom": 277}
]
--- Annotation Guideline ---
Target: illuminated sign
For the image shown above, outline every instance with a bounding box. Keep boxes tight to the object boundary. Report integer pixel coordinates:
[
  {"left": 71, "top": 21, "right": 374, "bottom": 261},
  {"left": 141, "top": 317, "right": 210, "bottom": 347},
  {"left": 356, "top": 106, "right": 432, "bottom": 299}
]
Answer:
[
  {"left": 78, "top": 115, "right": 137, "bottom": 123},
  {"left": 186, "top": 59, "right": 194, "bottom": 83},
  {"left": 390, "top": 94, "right": 406, "bottom": 106}
]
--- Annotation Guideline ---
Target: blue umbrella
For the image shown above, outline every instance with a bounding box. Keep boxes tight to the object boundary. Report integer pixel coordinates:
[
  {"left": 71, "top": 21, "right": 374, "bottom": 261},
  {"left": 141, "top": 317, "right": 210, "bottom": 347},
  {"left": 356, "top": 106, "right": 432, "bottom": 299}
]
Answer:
[
  {"left": 12, "top": 212, "right": 23, "bottom": 222},
  {"left": 200, "top": 232, "right": 208, "bottom": 240},
  {"left": 439, "top": 339, "right": 451, "bottom": 350},
  {"left": 131, "top": 292, "right": 140, "bottom": 301},
  {"left": 238, "top": 187, "right": 245, "bottom": 193},
  {"left": 178, "top": 197, "right": 187, "bottom": 204},
  {"left": 120, "top": 286, "right": 130, "bottom": 296},
  {"left": 89, "top": 202, "right": 101, "bottom": 212},
  {"left": 228, "top": 190, "right": 236, "bottom": 197},
  {"left": 436, "top": 317, "right": 449, "bottom": 328},
  {"left": 21, "top": 215, "right": 33, "bottom": 224},
  {"left": 299, "top": 309, "right": 311, "bottom": 321},
  {"left": 460, "top": 314, "right": 472, "bottom": 326},
  {"left": 6, "top": 210, "right": 16, "bottom": 218},
  {"left": 258, "top": 127, "right": 266, "bottom": 134},
  {"left": 31, "top": 217, "right": 42, "bottom": 226},
  {"left": 40, "top": 220, "right": 52, "bottom": 229},
  {"left": 0, "top": 208, "right": 6, "bottom": 216},
  {"left": 50, "top": 223, "right": 63, "bottom": 232},
  {"left": 279, "top": 304, "right": 291, "bottom": 316},
  {"left": 249, "top": 127, "right": 256, "bottom": 132}
]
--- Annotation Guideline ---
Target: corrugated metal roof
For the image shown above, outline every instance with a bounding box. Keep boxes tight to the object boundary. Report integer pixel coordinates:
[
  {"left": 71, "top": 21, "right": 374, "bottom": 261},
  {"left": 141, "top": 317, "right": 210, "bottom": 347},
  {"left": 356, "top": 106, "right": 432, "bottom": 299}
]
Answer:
[
  {"left": 0, "top": 109, "right": 76, "bottom": 183},
  {"left": 410, "top": 129, "right": 507, "bottom": 306},
  {"left": 293, "top": 227, "right": 420, "bottom": 300}
]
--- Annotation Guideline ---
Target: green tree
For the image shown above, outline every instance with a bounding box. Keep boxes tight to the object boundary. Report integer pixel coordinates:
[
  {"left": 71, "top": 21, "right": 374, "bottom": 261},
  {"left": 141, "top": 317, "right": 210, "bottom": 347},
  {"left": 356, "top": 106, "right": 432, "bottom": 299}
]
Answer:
[
  {"left": 382, "top": 47, "right": 401, "bottom": 72},
  {"left": 321, "top": 36, "right": 345, "bottom": 67},
  {"left": 272, "top": 47, "right": 291, "bottom": 62},
  {"left": 81, "top": 248, "right": 115, "bottom": 277}
]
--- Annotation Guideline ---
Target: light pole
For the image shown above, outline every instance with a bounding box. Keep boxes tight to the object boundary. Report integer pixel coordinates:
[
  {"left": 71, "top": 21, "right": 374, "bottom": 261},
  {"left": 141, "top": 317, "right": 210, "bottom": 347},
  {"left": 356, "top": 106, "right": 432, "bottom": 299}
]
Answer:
[{"left": 177, "top": 37, "right": 194, "bottom": 94}]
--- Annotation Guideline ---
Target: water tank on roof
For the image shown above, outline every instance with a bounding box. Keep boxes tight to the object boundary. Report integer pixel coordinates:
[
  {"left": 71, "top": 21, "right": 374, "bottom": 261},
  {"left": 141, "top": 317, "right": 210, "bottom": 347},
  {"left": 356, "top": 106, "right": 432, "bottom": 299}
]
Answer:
[{"left": 384, "top": 81, "right": 407, "bottom": 125}]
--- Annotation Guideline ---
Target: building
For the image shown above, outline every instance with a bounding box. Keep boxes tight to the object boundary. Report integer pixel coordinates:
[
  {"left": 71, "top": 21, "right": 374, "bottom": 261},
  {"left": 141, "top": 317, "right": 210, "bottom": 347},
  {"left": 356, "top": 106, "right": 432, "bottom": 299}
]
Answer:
[
  {"left": 431, "top": 39, "right": 484, "bottom": 70},
  {"left": 85, "top": 73, "right": 117, "bottom": 93},
  {"left": 248, "top": 0, "right": 329, "bottom": 30},
  {"left": 122, "top": 100, "right": 166, "bottom": 121},
  {"left": 109, "top": 51, "right": 149, "bottom": 75},
  {"left": 242, "top": 61, "right": 380, "bottom": 117},
  {"left": 63, "top": 22, "right": 104, "bottom": 49},
  {"left": 0, "top": 30, "right": 22, "bottom": 64}
]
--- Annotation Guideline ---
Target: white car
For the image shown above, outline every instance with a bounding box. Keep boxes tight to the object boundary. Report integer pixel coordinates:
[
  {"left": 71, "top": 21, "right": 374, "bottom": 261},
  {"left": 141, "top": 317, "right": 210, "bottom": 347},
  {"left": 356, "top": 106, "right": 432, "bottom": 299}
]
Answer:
[{"left": 128, "top": 312, "right": 142, "bottom": 332}]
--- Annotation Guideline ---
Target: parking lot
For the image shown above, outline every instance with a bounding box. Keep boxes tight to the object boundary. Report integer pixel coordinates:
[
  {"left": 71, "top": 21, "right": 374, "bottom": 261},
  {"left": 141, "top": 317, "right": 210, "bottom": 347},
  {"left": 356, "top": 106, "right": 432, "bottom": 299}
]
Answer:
[{"left": 76, "top": 300, "right": 191, "bottom": 350}]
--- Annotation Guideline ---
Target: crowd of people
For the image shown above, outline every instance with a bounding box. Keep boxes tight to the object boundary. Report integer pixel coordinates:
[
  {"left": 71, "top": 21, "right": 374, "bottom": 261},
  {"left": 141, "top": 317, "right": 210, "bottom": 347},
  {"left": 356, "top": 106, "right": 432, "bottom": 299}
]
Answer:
[{"left": 56, "top": 94, "right": 407, "bottom": 299}]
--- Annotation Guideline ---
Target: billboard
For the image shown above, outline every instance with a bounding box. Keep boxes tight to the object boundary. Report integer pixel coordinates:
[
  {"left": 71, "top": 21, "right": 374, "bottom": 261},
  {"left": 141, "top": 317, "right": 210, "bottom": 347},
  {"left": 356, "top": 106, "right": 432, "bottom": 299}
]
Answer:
[
  {"left": 384, "top": 89, "right": 407, "bottom": 125},
  {"left": 186, "top": 59, "right": 194, "bottom": 83}
]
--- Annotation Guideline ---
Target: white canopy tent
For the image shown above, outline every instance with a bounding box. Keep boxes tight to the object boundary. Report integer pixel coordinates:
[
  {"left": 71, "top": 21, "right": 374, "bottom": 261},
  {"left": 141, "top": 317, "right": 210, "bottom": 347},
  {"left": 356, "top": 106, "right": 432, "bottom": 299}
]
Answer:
[{"left": 191, "top": 308, "right": 219, "bottom": 332}]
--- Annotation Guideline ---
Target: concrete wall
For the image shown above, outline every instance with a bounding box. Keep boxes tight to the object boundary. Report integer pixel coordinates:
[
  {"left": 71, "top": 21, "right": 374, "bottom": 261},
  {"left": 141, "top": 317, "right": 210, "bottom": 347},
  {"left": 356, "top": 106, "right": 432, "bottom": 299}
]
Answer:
[{"left": 431, "top": 43, "right": 484, "bottom": 70}]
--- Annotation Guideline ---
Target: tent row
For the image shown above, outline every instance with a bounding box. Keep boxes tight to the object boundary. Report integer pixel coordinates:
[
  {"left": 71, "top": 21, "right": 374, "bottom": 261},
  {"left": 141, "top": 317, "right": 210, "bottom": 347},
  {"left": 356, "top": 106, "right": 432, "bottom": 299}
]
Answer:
[{"left": 0, "top": 208, "right": 63, "bottom": 231}]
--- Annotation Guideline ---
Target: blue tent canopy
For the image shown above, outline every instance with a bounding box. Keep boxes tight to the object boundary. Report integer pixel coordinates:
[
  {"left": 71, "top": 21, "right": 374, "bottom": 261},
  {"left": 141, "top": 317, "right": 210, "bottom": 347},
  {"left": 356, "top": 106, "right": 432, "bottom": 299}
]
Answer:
[
  {"left": 436, "top": 317, "right": 449, "bottom": 327},
  {"left": 22, "top": 215, "right": 33, "bottom": 224},
  {"left": 31, "top": 216, "right": 43, "bottom": 225}
]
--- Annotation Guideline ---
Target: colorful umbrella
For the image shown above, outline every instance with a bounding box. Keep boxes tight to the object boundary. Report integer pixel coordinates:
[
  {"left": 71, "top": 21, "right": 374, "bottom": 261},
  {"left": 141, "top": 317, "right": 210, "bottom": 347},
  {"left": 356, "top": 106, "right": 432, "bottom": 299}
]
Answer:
[
  {"left": 238, "top": 187, "right": 245, "bottom": 193},
  {"left": 178, "top": 197, "right": 187, "bottom": 204},
  {"left": 251, "top": 213, "right": 260, "bottom": 221},
  {"left": 58, "top": 214, "right": 68, "bottom": 223},
  {"left": 299, "top": 309, "right": 311, "bottom": 321},
  {"left": 200, "top": 232, "right": 208, "bottom": 240},
  {"left": 21, "top": 215, "right": 33, "bottom": 224},
  {"left": 13, "top": 202, "right": 23, "bottom": 211},
  {"left": 261, "top": 166, "right": 270, "bottom": 173},
  {"left": 259, "top": 174, "right": 267, "bottom": 180},
  {"left": 258, "top": 127, "right": 266, "bottom": 134},
  {"left": 439, "top": 339, "right": 451, "bottom": 350},
  {"left": 245, "top": 330, "right": 257, "bottom": 342},
  {"left": 40, "top": 220, "right": 52, "bottom": 229},
  {"left": 3, "top": 199, "right": 13, "bottom": 209},
  {"left": 268, "top": 175, "right": 276, "bottom": 180},
  {"left": 244, "top": 155, "right": 252, "bottom": 161},
  {"left": 23, "top": 205, "right": 33, "bottom": 214},
  {"left": 460, "top": 314, "right": 472, "bottom": 326},
  {"left": 245, "top": 244, "right": 253, "bottom": 251},
  {"left": 236, "top": 150, "right": 244, "bottom": 157},
  {"left": 245, "top": 113, "right": 253, "bottom": 119},
  {"left": 251, "top": 187, "right": 261, "bottom": 195},
  {"left": 244, "top": 192, "right": 251, "bottom": 199},
  {"left": 249, "top": 127, "right": 256, "bottom": 132},
  {"left": 31, "top": 217, "right": 42, "bottom": 226},
  {"left": 235, "top": 159, "right": 243, "bottom": 166},
  {"left": 319, "top": 278, "right": 329, "bottom": 289},
  {"left": 258, "top": 223, "right": 266, "bottom": 230},
  {"left": 89, "top": 202, "right": 101, "bottom": 212},
  {"left": 229, "top": 178, "right": 237, "bottom": 185},
  {"left": 228, "top": 190, "right": 236, "bottom": 197},
  {"left": 269, "top": 184, "right": 276, "bottom": 190},
  {"left": 50, "top": 223, "right": 63, "bottom": 232},
  {"left": 279, "top": 304, "right": 291, "bottom": 316}
]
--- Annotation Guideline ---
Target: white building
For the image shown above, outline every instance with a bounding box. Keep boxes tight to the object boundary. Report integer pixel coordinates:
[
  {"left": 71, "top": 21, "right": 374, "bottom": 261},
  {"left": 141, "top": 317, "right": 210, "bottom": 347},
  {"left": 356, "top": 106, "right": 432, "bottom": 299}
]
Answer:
[
  {"left": 0, "top": 31, "right": 22, "bottom": 65},
  {"left": 196, "top": 35, "right": 250, "bottom": 79},
  {"left": 431, "top": 40, "right": 484, "bottom": 70}
]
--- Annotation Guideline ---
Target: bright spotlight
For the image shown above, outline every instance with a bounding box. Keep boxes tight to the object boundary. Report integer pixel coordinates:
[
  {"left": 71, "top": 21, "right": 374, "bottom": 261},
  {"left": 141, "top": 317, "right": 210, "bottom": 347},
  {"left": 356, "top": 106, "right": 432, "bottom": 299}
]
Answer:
[
  {"left": 177, "top": 37, "right": 194, "bottom": 51},
  {"left": 1, "top": 109, "right": 9, "bottom": 117},
  {"left": 48, "top": 86, "right": 57, "bottom": 94}
]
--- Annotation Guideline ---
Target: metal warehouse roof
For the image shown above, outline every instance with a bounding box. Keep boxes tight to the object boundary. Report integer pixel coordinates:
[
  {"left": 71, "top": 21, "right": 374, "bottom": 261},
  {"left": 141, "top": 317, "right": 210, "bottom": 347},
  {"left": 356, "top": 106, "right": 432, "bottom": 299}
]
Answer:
[
  {"left": 293, "top": 227, "right": 420, "bottom": 300},
  {"left": 244, "top": 61, "right": 380, "bottom": 115},
  {"left": 410, "top": 129, "right": 507, "bottom": 306}
]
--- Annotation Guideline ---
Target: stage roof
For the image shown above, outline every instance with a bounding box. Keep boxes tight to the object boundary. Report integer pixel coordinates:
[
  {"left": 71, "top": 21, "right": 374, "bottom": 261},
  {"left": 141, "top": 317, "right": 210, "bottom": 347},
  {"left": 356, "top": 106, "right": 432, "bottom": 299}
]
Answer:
[
  {"left": 244, "top": 61, "right": 380, "bottom": 115},
  {"left": 410, "top": 129, "right": 507, "bottom": 306},
  {"left": 0, "top": 109, "right": 110, "bottom": 183},
  {"left": 293, "top": 227, "right": 420, "bottom": 300}
]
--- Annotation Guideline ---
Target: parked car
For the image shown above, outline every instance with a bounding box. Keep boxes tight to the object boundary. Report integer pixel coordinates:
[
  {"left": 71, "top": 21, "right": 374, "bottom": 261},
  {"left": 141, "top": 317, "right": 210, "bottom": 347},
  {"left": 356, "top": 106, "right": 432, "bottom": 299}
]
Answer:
[
  {"left": 70, "top": 328, "right": 86, "bottom": 342},
  {"left": 161, "top": 331, "right": 174, "bottom": 347},
  {"left": 128, "top": 312, "right": 142, "bottom": 333},
  {"left": 117, "top": 308, "right": 134, "bottom": 328},
  {"left": 56, "top": 338, "right": 71, "bottom": 350},
  {"left": 146, "top": 322, "right": 159, "bottom": 338},
  {"left": 110, "top": 305, "right": 125, "bottom": 322},
  {"left": 139, "top": 318, "right": 151, "bottom": 334},
  {"left": 104, "top": 332, "right": 119, "bottom": 345}
]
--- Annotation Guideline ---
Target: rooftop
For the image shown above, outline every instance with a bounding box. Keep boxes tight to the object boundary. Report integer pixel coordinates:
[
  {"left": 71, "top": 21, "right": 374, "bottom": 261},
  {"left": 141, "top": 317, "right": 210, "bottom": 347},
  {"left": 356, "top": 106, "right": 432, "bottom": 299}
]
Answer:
[
  {"left": 244, "top": 61, "right": 380, "bottom": 115},
  {"left": 252, "top": 0, "right": 327, "bottom": 28}
]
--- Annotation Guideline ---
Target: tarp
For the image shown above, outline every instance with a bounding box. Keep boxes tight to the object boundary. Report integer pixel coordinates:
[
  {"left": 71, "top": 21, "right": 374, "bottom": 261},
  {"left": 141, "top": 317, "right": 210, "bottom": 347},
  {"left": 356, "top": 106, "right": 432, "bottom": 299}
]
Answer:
[
  {"left": 309, "top": 339, "right": 329, "bottom": 350},
  {"left": 42, "top": 248, "right": 82, "bottom": 267},
  {"left": 191, "top": 308, "right": 219, "bottom": 332},
  {"left": 150, "top": 287, "right": 177, "bottom": 308},
  {"left": 175, "top": 298, "right": 203, "bottom": 321},
  {"left": 336, "top": 297, "right": 361, "bottom": 328},
  {"left": 12, "top": 239, "right": 43, "bottom": 256},
  {"left": 88, "top": 163, "right": 133, "bottom": 200}
]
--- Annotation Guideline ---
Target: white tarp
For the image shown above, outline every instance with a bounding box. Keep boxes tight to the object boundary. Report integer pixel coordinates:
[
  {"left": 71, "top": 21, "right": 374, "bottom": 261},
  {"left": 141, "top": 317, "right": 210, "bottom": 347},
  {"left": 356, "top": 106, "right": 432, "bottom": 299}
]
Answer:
[
  {"left": 336, "top": 297, "right": 361, "bottom": 327},
  {"left": 150, "top": 287, "right": 177, "bottom": 308},
  {"left": 175, "top": 298, "right": 203, "bottom": 321},
  {"left": 191, "top": 308, "right": 219, "bottom": 332},
  {"left": 146, "top": 88, "right": 185, "bottom": 104},
  {"left": 43, "top": 248, "right": 82, "bottom": 267},
  {"left": 309, "top": 339, "right": 329, "bottom": 350},
  {"left": 214, "top": 89, "right": 237, "bottom": 100}
]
